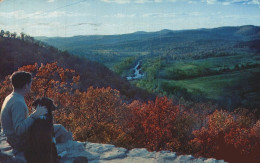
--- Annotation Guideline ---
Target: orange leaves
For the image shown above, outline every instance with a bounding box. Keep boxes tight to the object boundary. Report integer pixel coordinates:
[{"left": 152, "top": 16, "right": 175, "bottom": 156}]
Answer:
[
  {"left": 0, "top": 75, "right": 13, "bottom": 106},
  {"left": 190, "top": 109, "right": 260, "bottom": 162},
  {"left": 64, "top": 86, "right": 127, "bottom": 143},
  {"left": 18, "top": 62, "right": 38, "bottom": 74},
  {"left": 207, "top": 110, "right": 235, "bottom": 134},
  {"left": 128, "top": 96, "right": 181, "bottom": 151},
  {"left": 0, "top": 62, "right": 80, "bottom": 115}
]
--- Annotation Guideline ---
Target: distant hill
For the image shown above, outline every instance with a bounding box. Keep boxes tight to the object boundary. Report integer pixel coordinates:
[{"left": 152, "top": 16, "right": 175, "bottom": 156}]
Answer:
[
  {"left": 36, "top": 25, "right": 260, "bottom": 68},
  {"left": 36, "top": 25, "right": 260, "bottom": 52},
  {"left": 0, "top": 37, "right": 153, "bottom": 101}
]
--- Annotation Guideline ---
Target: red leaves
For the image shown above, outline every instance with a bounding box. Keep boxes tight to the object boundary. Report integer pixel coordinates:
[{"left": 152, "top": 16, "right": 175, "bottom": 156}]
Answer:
[
  {"left": 64, "top": 86, "right": 127, "bottom": 143},
  {"left": 190, "top": 110, "right": 260, "bottom": 163},
  {"left": 128, "top": 97, "right": 181, "bottom": 151}
]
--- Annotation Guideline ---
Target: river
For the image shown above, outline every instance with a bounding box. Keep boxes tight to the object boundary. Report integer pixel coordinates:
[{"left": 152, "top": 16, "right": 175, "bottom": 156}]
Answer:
[{"left": 126, "top": 61, "right": 144, "bottom": 80}]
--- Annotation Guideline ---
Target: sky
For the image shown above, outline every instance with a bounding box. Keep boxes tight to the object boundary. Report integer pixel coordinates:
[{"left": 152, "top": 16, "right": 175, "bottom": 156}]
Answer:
[{"left": 0, "top": 0, "right": 259, "bottom": 37}]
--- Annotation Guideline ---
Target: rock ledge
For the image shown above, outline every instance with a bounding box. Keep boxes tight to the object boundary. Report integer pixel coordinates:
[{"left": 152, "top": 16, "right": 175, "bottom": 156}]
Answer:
[{"left": 0, "top": 135, "right": 227, "bottom": 163}]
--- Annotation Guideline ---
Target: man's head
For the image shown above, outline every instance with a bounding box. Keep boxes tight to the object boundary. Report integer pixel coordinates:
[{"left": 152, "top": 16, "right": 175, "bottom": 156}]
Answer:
[{"left": 10, "top": 71, "right": 32, "bottom": 91}]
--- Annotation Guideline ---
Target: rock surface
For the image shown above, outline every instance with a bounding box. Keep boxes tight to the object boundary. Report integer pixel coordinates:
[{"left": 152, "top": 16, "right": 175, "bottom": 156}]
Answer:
[{"left": 0, "top": 133, "right": 227, "bottom": 163}]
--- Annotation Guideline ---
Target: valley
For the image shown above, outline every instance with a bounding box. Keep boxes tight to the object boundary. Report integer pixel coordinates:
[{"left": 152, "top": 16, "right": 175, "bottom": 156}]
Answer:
[{"left": 37, "top": 25, "right": 260, "bottom": 110}]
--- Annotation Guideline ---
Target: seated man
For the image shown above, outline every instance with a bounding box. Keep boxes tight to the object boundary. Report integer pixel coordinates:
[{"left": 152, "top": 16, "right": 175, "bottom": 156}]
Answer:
[{"left": 0, "top": 71, "right": 72, "bottom": 162}]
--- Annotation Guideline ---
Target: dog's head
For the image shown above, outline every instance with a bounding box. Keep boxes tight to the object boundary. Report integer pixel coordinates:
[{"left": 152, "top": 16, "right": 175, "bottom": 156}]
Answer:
[{"left": 32, "top": 97, "right": 57, "bottom": 114}]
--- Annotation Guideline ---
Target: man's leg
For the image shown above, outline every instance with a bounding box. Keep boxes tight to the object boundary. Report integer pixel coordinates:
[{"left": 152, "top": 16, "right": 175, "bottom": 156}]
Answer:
[{"left": 53, "top": 124, "right": 73, "bottom": 143}]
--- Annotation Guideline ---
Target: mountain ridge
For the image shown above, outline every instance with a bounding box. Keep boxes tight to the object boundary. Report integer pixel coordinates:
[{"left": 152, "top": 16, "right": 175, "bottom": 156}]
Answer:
[{"left": 36, "top": 25, "right": 260, "bottom": 55}]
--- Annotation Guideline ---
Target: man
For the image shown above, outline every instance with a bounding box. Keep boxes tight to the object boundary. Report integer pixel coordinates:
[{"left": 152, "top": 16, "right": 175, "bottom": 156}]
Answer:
[{"left": 0, "top": 71, "right": 48, "bottom": 162}]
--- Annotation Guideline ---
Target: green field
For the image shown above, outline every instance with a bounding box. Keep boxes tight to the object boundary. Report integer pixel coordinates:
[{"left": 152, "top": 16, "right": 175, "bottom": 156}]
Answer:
[
  {"left": 131, "top": 52, "right": 260, "bottom": 108},
  {"left": 161, "top": 69, "right": 254, "bottom": 100}
]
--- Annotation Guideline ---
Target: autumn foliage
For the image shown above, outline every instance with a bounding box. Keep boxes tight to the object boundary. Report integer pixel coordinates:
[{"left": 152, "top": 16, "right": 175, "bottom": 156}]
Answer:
[
  {"left": 0, "top": 62, "right": 259, "bottom": 163},
  {"left": 190, "top": 110, "right": 260, "bottom": 163}
]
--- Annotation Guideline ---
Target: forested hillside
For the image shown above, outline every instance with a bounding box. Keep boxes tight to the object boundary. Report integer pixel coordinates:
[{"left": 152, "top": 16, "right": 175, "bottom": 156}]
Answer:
[{"left": 0, "top": 36, "right": 152, "bottom": 101}]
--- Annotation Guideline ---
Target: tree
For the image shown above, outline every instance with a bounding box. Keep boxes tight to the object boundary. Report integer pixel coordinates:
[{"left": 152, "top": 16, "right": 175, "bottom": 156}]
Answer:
[
  {"left": 11, "top": 32, "right": 17, "bottom": 38},
  {"left": 0, "top": 30, "right": 4, "bottom": 38},
  {"left": 20, "top": 32, "right": 25, "bottom": 41},
  {"left": 190, "top": 109, "right": 260, "bottom": 163},
  {"left": 68, "top": 86, "right": 128, "bottom": 143},
  {"left": 128, "top": 97, "right": 180, "bottom": 151},
  {"left": 4, "top": 31, "right": 10, "bottom": 37}
]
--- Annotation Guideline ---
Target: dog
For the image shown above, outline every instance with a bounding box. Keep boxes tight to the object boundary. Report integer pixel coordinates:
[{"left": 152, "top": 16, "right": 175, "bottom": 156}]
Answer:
[{"left": 24, "top": 97, "right": 60, "bottom": 163}]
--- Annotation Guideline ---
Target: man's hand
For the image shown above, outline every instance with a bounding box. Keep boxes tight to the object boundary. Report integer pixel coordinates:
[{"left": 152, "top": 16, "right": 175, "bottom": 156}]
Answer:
[{"left": 30, "top": 105, "right": 48, "bottom": 119}]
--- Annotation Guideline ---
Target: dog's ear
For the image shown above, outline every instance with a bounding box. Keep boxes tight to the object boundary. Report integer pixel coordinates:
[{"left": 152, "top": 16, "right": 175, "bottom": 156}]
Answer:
[
  {"left": 32, "top": 98, "right": 41, "bottom": 109},
  {"left": 50, "top": 100, "right": 58, "bottom": 111},
  {"left": 41, "top": 97, "right": 57, "bottom": 112},
  {"left": 52, "top": 105, "right": 58, "bottom": 111}
]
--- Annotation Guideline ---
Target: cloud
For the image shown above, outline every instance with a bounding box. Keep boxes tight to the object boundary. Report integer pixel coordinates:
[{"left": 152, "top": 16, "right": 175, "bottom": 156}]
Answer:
[
  {"left": 201, "top": 0, "right": 216, "bottom": 4},
  {"left": 104, "top": 13, "right": 136, "bottom": 18},
  {"left": 48, "top": 0, "right": 55, "bottom": 2},
  {"left": 188, "top": 1, "right": 197, "bottom": 3},
  {"left": 190, "top": 12, "right": 201, "bottom": 16},
  {"left": 71, "top": 23, "right": 102, "bottom": 27},
  {"left": 100, "top": 0, "right": 205, "bottom": 4},
  {"left": 101, "top": 0, "right": 131, "bottom": 4},
  {"left": 201, "top": 0, "right": 260, "bottom": 5},
  {"left": 142, "top": 12, "right": 201, "bottom": 18},
  {"left": 248, "top": 0, "right": 260, "bottom": 4},
  {"left": 0, "top": 10, "right": 82, "bottom": 20},
  {"left": 101, "top": 0, "right": 182, "bottom": 3},
  {"left": 135, "top": 0, "right": 155, "bottom": 3},
  {"left": 142, "top": 13, "right": 178, "bottom": 18},
  {"left": 36, "top": 23, "right": 52, "bottom": 26}
]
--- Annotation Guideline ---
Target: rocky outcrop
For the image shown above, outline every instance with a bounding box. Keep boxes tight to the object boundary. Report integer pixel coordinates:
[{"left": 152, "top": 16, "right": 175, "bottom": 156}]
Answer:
[
  {"left": 57, "top": 141, "right": 227, "bottom": 163},
  {"left": 1, "top": 134, "right": 227, "bottom": 163}
]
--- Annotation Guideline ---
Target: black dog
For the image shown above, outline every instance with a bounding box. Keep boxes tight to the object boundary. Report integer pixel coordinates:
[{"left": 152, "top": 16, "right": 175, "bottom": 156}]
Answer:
[{"left": 24, "top": 97, "right": 60, "bottom": 163}]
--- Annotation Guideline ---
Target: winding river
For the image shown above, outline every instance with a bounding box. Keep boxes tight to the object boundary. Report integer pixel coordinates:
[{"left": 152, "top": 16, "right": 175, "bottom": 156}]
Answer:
[{"left": 126, "top": 61, "right": 144, "bottom": 80}]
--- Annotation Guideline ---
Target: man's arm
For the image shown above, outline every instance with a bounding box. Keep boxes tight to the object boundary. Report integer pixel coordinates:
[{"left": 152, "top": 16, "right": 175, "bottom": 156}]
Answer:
[
  {"left": 11, "top": 102, "right": 34, "bottom": 136},
  {"left": 11, "top": 103, "right": 47, "bottom": 136}
]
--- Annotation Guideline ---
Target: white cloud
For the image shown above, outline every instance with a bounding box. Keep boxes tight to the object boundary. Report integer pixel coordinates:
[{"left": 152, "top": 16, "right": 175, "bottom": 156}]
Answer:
[
  {"left": 190, "top": 12, "right": 201, "bottom": 16},
  {"left": 142, "top": 13, "right": 177, "bottom": 18},
  {"left": 142, "top": 12, "right": 202, "bottom": 18},
  {"left": 101, "top": 0, "right": 131, "bottom": 4},
  {"left": 248, "top": 0, "right": 260, "bottom": 4},
  {"left": 47, "top": 0, "right": 55, "bottom": 2},
  {"left": 100, "top": 0, "right": 209, "bottom": 4},
  {"left": 201, "top": 0, "right": 260, "bottom": 5},
  {"left": 71, "top": 23, "right": 102, "bottom": 27},
  {"left": 0, "top": 10, "right": 82, "bottom": 20},
  {"left": 222, "top": 2, "right": 231, "bottom": 5},
  {"left": 202, "top": 0, "right": 216, "bottom": 4},
  {"left": 188, "top": 1, "right": 196, "bottom": 3},
  {"left": 134, "top": 0, "right": 152, "bottom": 3},
  {"left": 101, "top": 0, "right": 189, "bottom": 3},
  {"left": 104, "top": 13, "right": 136, "bottom": 18}
]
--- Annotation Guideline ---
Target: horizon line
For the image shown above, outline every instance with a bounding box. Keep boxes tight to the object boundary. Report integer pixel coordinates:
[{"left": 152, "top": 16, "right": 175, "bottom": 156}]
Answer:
[{"left": 26, "top": 24, "right": 259, "bottom": 38}]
